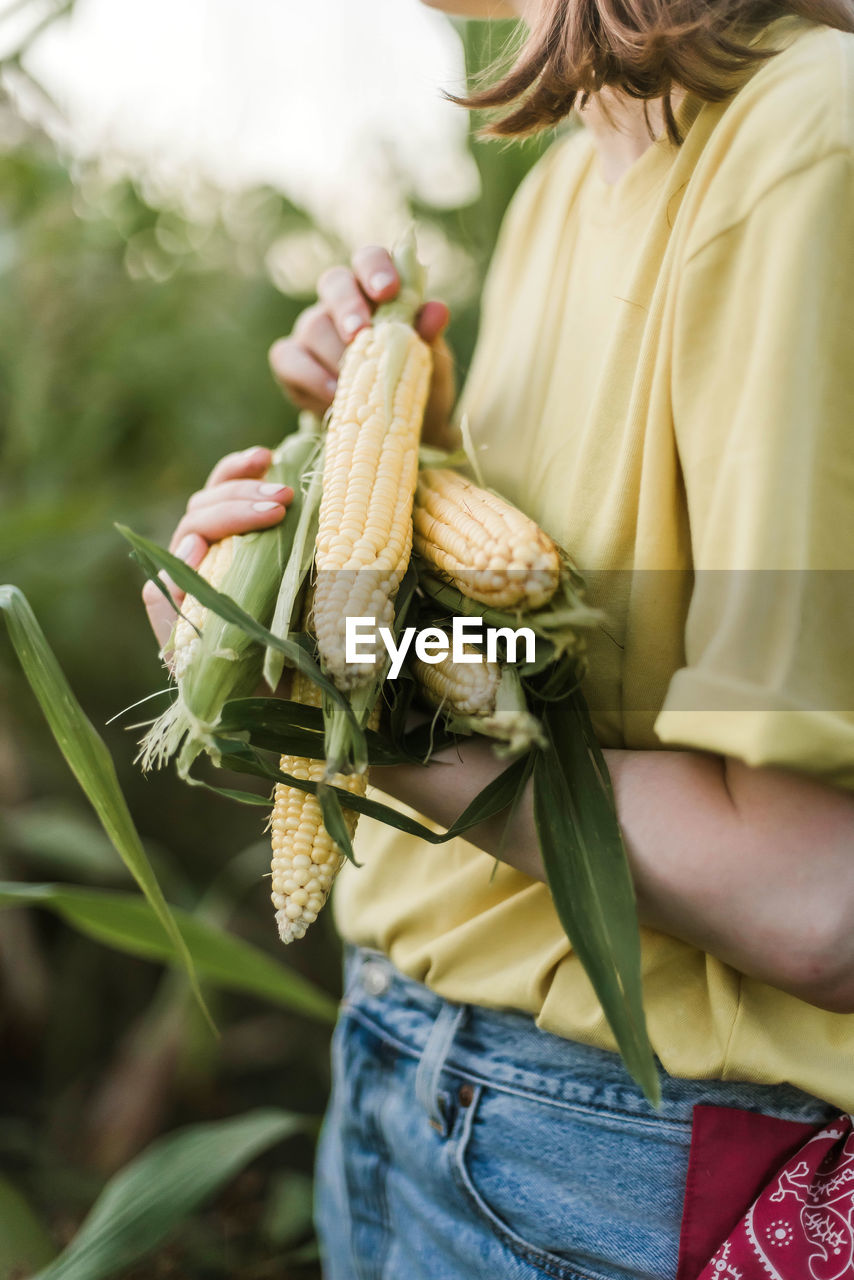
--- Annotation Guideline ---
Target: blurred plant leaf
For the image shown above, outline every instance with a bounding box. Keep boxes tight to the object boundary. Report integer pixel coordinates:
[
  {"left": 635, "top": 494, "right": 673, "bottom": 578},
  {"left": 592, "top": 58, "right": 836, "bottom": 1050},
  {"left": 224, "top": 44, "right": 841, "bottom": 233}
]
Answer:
[
  {"left": 0, "top": 1175, "right": 55, "bottom": 1278},
  {"left": 0, "top": 881, "right": 337, "bottom": 1023},
  {"left": 0, "top": 585, "right": 210, "bottom": 1027},
  {"left": 2, "top": 799, "right": 131, "bottom": 883},
  {"left": 0, "top": 495, "right": 112, "bottom": 561},
  {"left": 30, "top": 1109, "right": 309, "bottom": 1280},
  {"left": 261, "top": 1170, "right": 315, "bottom": 1249}
]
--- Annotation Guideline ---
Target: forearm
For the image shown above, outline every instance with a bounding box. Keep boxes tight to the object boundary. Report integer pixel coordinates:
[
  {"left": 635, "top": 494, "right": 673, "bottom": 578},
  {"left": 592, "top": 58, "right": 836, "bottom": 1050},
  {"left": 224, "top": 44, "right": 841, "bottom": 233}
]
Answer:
[{"left": 371, "top": 742, "right": 854, "bottom": 1012}]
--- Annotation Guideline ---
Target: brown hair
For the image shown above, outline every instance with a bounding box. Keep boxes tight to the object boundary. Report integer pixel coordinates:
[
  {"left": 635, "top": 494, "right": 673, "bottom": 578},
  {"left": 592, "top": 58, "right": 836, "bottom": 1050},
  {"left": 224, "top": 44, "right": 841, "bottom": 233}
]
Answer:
[{"left": 458, "top": 1, "right": 854, "bottom": 143}]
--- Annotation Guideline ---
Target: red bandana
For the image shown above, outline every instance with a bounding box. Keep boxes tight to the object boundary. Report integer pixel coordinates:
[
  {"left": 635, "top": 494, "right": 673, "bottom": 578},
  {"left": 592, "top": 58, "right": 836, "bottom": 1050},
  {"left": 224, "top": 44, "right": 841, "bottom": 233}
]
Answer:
[{"left": 678, "top": 1106, "right": 854, "bottom": 1280}]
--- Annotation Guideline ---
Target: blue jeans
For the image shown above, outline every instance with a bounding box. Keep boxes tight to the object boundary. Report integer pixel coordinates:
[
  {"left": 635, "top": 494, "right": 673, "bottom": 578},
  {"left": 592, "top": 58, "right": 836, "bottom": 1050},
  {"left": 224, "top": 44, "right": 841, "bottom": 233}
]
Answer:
[{"left": 314, "top": 946, "right": 836, "bottom": 1280}]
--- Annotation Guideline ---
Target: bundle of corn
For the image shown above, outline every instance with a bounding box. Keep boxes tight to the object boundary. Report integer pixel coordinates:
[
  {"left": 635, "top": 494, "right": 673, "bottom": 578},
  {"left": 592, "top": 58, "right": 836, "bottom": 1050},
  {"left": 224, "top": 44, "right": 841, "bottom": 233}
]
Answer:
[
  {"left": 312, "top": 237, "right": 432, "bottom": 691},
  {"left": 120, "top": 244, "right": 655, "bottom": 1105},
  {"left": 117, "top": 233, "right": 656, "bottom": 1103},
  {"left": 137, "top": 422, "right": 322, "bottom": 776},
  {"left": 411, "top": 639, "right": 545, "bottom": 755}
]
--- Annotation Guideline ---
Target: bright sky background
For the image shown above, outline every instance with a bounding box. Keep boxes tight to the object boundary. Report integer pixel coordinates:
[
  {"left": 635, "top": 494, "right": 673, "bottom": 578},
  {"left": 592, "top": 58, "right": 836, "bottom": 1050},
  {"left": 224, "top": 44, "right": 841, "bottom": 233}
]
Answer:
[{"left": 15, "top": 0, "right": 483, "bottom": 242}]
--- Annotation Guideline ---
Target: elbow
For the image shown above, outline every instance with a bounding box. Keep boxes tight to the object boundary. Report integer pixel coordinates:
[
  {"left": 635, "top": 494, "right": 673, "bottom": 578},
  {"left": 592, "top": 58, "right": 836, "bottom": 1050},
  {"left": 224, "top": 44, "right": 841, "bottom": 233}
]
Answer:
[
  {"left": 793, "top": 978, "right": 854, "bottom": 1017},
  {"left": 774, "top": 917, "right": 854, "bottom": 1014},
  {"left": 798, "top": 965, "right": 854, "bottom": 1016}
]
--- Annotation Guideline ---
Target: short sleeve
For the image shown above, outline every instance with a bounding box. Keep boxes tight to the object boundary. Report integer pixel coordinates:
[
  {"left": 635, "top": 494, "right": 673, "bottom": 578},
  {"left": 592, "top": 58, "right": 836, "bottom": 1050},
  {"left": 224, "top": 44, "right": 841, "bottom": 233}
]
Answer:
[{"left": 655, "top": 151, "right": 854, "bottom": 788}]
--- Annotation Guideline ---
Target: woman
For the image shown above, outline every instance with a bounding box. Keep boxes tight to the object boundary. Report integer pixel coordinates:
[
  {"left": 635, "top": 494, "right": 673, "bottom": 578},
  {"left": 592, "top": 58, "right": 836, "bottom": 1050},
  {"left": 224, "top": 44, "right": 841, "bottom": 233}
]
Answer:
[{"left": 144, "top": 2, "right": 854, "bottom": 1276}]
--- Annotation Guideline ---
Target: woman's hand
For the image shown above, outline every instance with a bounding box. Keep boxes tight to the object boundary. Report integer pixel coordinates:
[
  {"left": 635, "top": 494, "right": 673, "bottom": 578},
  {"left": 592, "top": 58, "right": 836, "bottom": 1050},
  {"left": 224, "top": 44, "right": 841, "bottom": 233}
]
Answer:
[
  {"left": 141, "top": 445, "right": 293, "bottom": 654},
  {"left": 268, "top": 244, "right": 458, "bottom": 450}
]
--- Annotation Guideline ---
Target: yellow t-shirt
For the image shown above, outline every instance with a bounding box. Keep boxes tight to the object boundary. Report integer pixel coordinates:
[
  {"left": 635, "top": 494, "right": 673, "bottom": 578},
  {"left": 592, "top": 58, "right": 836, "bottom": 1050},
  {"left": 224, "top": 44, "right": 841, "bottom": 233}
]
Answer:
[{"left": 335, "top": 14, "right": 854, "bottom": 1110}]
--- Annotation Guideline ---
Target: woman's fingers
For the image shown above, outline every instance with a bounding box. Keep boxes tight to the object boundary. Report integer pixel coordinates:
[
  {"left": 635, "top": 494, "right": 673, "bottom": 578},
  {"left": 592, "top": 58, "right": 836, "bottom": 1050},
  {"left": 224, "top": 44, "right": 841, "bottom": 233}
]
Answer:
[
  {"left": 270, "top": 249, "right": 451, "bottom": 422},
  {"left": 269, "top": 338, "right": 337, "bottom": 413},
  {"left": 169, "top": 494, "right": 291, "bottom": 552},
  {"left": 142, "top": 464, "right": 293, "bottom": 653},
  {"left": 352, "top": 245, "right": 399, "bottom": 302},
  {"left": 317, "top": 264, "right": 373, "bottom": 342},
  {"left": 293, "top": 304, "right": 346, "bottom": 374},
  {"left": 186, "top": 479, "right": 294, "bottom": 512},
  {"left": 141, "top": 532, "right": 208, "bottom": 652},
  {"left": 421, "top": 334, "right": 458, "bottom": 449},
  {"left": 206, "top": 445, "right": 272, "bottom": 489},
  {"left": 416, "top": 299, "right": 450, "bottom": 344}
]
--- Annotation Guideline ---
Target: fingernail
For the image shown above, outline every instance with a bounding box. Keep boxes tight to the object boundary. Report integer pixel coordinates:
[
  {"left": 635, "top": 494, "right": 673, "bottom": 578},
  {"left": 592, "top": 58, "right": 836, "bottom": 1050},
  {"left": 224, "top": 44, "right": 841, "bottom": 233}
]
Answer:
[
  {"left": 252, "top": 501, "right": 281, "bottom": 512},
  {"left": 369, "top": 271, "right": 396, "bottom": 294},
  {"left": 259, "top": 481, "right": 287, "bottom": 495},
  {"left": 326, "top": 378, "right": 338, "bottom": 398},
  {"left": 175, "top": 535, "right": 197, "bottom": 560},
  {"left": 243, "top": 445, "right": 265, "bottom": 459},
  {"left": 341, "top": 313, "right": 363, "bottom": 338}
]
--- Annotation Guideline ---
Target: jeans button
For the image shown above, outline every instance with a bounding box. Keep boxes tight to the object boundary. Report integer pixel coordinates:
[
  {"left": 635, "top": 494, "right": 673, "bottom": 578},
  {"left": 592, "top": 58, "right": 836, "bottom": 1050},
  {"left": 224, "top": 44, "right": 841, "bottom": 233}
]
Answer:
[{"left": 361, "top": 960, "right": 391, "bottom": 996}]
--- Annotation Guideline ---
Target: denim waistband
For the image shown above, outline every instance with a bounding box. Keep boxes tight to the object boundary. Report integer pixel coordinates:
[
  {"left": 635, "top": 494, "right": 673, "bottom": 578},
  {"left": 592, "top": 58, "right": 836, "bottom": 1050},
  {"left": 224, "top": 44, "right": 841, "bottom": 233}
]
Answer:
[{"left": 341, "top": 945, "right": 838, "bottom": 1129}]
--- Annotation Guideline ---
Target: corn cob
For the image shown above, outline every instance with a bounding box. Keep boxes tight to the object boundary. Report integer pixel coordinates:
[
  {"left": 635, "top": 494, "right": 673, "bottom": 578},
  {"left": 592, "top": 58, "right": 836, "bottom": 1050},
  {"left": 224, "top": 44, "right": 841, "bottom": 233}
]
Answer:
[
  {"left": 170, "top": 537, "right": 236, "bottom": 681},
  {"left": 411, "top": 635, "right": 545, "bottom": 755},
  {"left": 138, "top": 426, "right": 320, "bottom": 775},
  {"left": 412, "top": 643, "right": 501, "bottom": 717},
  {"left": 413, "top": 469, "right": 560, "bottom": 610},
  {"left": 270, "top": 668, "right": 379, "bottom": 943},
  {"left": 312, "top": 237, "right": 431, "bottom": 690}
]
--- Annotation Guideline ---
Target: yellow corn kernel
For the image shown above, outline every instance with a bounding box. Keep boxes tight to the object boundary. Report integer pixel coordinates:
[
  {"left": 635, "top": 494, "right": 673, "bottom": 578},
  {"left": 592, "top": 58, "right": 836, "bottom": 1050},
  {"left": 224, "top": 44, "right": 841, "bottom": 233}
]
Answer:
[
  {"left": 413, "top": 469, "right": 560, "bottom": 610},
  {"left": 313, "top": 320, "right": 431, "bottom": 690},
  {"left": 170, "top": 537, "right": 235, "bottom": 681},
  {"left": 411, "top": 631, "right": 545, "bottom": 754},
  {"left": 270, "top": 667, "right": 379, "bottom": 943},
  {"left": 412, "top": 644, "right": 500, "bottom": 718}
]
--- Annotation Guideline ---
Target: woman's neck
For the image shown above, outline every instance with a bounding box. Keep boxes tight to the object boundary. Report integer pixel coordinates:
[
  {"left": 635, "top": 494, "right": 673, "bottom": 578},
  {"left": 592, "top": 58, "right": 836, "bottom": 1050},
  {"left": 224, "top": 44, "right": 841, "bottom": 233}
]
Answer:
[{"left": 577, "top": 87, "right": 686, "bottom": 184}]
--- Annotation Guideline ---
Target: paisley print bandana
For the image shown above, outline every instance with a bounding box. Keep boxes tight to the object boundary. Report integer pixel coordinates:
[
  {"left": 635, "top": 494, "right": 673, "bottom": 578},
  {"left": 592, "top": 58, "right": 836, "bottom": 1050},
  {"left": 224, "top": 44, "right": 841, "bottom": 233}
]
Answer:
[{"left": 693, "top": 1113, "right": 854, "bottom": 1280}]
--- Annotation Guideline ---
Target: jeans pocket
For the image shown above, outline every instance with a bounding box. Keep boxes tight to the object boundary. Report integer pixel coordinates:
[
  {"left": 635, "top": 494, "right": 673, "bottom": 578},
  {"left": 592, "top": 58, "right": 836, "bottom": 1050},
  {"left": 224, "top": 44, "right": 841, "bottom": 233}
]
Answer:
[{"left": 449, "top": 1082, "right": 691, "bottom": 1280}]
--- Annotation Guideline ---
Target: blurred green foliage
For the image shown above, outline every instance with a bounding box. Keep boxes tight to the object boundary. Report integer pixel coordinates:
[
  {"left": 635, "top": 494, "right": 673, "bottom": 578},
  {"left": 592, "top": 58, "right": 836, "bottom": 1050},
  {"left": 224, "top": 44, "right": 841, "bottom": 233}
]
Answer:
[{"left": 0, "top": 14, "right": 551, "bottom": 1277}]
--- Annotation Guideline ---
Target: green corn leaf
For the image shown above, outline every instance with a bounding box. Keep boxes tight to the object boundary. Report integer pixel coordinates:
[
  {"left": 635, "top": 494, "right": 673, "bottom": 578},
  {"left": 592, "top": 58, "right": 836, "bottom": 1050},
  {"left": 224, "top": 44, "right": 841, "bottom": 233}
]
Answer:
[
  {"left": 0, "top": 585, "right": 211, "bottom": 1030},
  {"left": 29, "top": 1110, "right": 310, "bottom": 1280},
  {"left": 494, "top": 749, "right": 536, "bottom": 867},
  {"left": 220, "top": 694, "right": 325, "bottom": 736},
  {"left": 193, "top": 781, "right": 273, "bottom": 807},
  {"left": 211, "top": 738, "right": 530, "bottom": 846},
  {"left": 218, "top": 693, "right": 458, "bottom": 766},
  {"left": 216, "top": 698, "right": 413, "bottom": 767},
  {"left": 0, "top": 882, "right": 337, "bottom": 1023},
  {"left": 317, "top": 783, "right": 359, "bottom": 866},
  {"left": 117, "top": 525, "right": 363, "bottom": 750},
  {"left": 263, "top": 437, "right": 324, "bottom": 692},
  {"left": 532, "top": 694, "right": 660, "bottom": 1108}
]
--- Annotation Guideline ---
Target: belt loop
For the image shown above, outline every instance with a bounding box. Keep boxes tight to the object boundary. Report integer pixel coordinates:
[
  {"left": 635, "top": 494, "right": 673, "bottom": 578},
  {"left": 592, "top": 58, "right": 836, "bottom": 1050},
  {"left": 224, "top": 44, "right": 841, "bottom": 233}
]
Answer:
[{"left": 415, "top": 1001, "right": 467, "bottom": 1134}]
